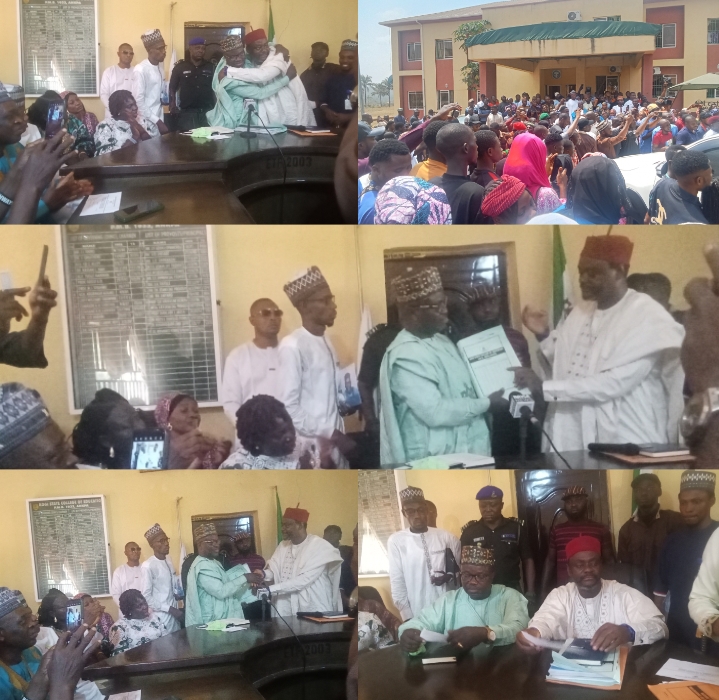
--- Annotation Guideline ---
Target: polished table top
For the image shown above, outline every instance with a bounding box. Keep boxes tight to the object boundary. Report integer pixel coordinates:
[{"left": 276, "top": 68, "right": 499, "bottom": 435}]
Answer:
[
  {"left": 381, "top": 451, "right": 695, "bottom": 470},
  {"left": 359, "top": 640, "right": 719, "bottom": 700},
  {"left": 64, "top": 131, "right": 341, "bottom": 224},
  {"left": 83, "top": 618, "right": 351, "bottom": 696},
  {"left": 66, "top": 131, "right": 341, "bottom": 177}
]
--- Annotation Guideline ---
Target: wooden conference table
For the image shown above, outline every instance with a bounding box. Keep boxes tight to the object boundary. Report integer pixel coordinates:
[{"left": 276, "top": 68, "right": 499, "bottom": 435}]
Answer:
[
  {"left": 83, "top": 618, "right": 351, "bottom": 700},
  {"left": 359, "top": 640, "right": 719, "bottom": 700},
  {"left": 64, "top": 130, "right": 342, "bottom": 225}
]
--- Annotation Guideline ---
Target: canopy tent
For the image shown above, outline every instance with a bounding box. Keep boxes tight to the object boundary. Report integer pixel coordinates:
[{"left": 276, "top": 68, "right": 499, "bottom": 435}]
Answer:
[
  {"left": 466, "top": 21, "right": 661, "bottom": 46},
  {"left": 669, "top": 73, "right": 719, "bottom": 91}
]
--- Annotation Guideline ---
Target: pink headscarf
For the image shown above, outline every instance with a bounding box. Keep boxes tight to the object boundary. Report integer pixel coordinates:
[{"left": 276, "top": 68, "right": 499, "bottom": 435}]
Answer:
[{"left": 503, "top": 133, "right": 551, "bottom": 199}]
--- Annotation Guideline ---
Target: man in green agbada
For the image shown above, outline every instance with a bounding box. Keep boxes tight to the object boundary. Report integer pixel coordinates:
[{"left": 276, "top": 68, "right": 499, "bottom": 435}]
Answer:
[
  {"left": 206, "top": 34, "right": 293, "bottom": 131},
  {"left": 398, "top": 546, "right": 529, "bottom": 654},
  {"left": 185, "top": 523, "right": 264, "bottom": 626},
  {"left": 379, "top": 267, "right": 504, "bottom": 464}
]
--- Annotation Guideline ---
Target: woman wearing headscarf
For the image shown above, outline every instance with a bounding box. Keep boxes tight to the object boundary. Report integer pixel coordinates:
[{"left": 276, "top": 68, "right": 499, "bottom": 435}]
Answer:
[
  {"left": 374, "top": 176, "right": 452, "bottom": 224},
  {"left": 480, "top": 176, "right": 537, "bottom": 224},
  {"left": 503, "top": 133, "right": 562, "bottom": 215},
  {"left": 61, "top": 91, "right": 99, "bottom": 137},
  {"left": 564, "top": 156, "right": 631, "bottom": 224},
  {"left": 155, "top": 392, "right": 231, "bottom": 469}
]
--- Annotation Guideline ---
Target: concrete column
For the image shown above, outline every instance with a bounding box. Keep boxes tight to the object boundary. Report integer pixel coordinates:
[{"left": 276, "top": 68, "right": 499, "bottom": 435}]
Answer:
[
  {"left": 575, "top": 60, "right": 586, "bottom": 93},
  {"left": 479, "top": 61, "right": 497, "bottom": 99},
  {"left": 641, "top": 54, "right": 655, "bottom": 99}
]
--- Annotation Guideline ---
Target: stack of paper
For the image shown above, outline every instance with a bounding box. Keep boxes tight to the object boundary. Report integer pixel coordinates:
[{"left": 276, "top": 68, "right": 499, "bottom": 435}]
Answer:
[
  {"left": 547, "top": 649, "right": 622, "bottom": 688},
  {"left": 205, "top": 618, "right": 250, "bottom": 632}
]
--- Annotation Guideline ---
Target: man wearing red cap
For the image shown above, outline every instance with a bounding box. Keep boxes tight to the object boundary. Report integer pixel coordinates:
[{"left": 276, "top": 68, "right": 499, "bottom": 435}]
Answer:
[
  {"left": 260, "top": 507, "right": 343, "bottom": 616},
  {"left": 514, "top": 234, "right": 685, "bottom": 453},
  {"left": 516, "top": 535, "right": 667, "bottom": 655}
]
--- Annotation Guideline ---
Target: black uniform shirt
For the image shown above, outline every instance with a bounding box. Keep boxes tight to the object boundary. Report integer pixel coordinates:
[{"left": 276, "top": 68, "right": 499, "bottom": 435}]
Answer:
[{"left": 169, "top": 59, "right": 216, "bottom": 111}]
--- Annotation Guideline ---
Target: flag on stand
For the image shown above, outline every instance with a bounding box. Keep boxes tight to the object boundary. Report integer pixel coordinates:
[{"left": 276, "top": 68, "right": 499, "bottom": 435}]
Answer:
[
  {"left": 268, "top": 1, "right": 275, "bottom": 43},
  {"left": 275, "top": 486, "right": 282, "bottom": 544},
  {"left": 552, "top": 226, "right": 573, "bottom": 327}
]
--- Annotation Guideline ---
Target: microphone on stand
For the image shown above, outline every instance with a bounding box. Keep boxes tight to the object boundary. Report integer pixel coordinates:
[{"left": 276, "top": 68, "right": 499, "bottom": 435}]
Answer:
[
  {"left": 241, "top": 99, "right": 257, "bottom": 139},
  {"left": 508, "top": 392, "right": 538, "bottom": 464},
  {"left": 258, "top": 588, "right": 270, "bottom": 621}
]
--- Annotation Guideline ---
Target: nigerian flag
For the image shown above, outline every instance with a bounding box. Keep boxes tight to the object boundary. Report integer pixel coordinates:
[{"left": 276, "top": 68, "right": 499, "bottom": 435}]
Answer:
[
  {"left": 268, "top": 1, "right": 275, "bottom": 43},
  {"left": 552, "top": 226, "right": 573, "bottom": 327},
  {"left": 275, "top": 486, "right": 282, "bottom": 544}
]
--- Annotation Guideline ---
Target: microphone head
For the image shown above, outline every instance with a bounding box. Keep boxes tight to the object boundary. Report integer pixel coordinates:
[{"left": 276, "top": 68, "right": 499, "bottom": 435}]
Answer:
[{"left": 509, "top": 391, "right": 535, "bottom": 418}]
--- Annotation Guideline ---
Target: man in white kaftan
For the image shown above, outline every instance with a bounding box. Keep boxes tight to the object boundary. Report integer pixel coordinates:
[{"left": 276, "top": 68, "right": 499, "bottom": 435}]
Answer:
[
  {"left": 279, "top": 266, "right": 351, "bottom": 468},
  {"left": 515, "top": 235, "right": 685, "bottom": 452},
  {"left": 132, "top": 30, "right": 167, "bottom": 127},
  {"left": 110, "top": 541, "right": 144, "bottom": 616},
  {"left": 262, "top": 507, "right": 343, "bottom": 616},
  {"left": 141, "top": 523, "right": 182, "bottom": 634},
  {"left": 689, "top": 526, "right": 719, "bottom": 640},
  {"left": 222, "top": 298, "right": 284, "bottom": 432},
  {"left": 388, "top": 487, "right": 461, "bottom": 621},
  {"left": 516, "top": 535, "right": 667, "bottom": 654},
  {"left": 231, "top": 29, "right": 315, "bottom": 127},
  {"left": 100, "top": 44, "right": 135, "bottom": 120}
]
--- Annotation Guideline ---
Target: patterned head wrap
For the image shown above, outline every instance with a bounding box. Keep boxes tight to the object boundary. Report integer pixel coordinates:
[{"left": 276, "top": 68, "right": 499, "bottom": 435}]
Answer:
[
  {"left": 0, "top": 383, "right": 52, "bottom": 461},
  {"left": 0, "top": 588, "right": 26, "bottom": 620},
  {"left": 480, "top": 176, "right": 526, "bottom": 218},
  {"left": 144, "top": 523, "right": 165, "bottom": 543},
  {"left": 399, "top": 487, "right": 425, "bottom": 504},
  {"left": 680, "top": 470, "right": 716, "bottom": 494},
  {"left": 233, "top": 531, "right": 252, "bottom": 541},
  {"left": 141, "top": 29, "right": 166, "bottom": 49},
  {"left": 341, "top": 40, "right": 358, "bottom": 52},
  {"left": 375, "top": 177, "right": 452, "bottom": 224},
  {"left": 283, "top": 267, "right": 330, "bottom": 305},
  {"left": 194, "top": 522, "right": 217, "bottom": 539},
  {"left": 461, "top": 546, "right": 495, "bottom": 566},
  {"left": 154, "top": 392, "right": 193, "bottom": 430},
  {"left": 390, "top": 267, "right": 443, "bottom": 304},
  {"left": 220, "top": 34, "right": 244, "bottom": 53},
  {"left": 562, "top": 485, "right": 588, "bottom": 500}
]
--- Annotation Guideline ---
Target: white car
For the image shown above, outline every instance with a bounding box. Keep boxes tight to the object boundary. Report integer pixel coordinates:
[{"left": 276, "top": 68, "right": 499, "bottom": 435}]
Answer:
[{"left": 615, "top": 133, "right": 719, "bottom": 206}]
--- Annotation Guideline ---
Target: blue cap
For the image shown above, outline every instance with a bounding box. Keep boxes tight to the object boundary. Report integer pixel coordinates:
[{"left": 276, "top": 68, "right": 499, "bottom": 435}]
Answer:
[
  {"left": 189, "top": 37, "right": 206, "bottom": 46},
  {"left": 476, "top": 486, "right": 503, "bottom": 500}
]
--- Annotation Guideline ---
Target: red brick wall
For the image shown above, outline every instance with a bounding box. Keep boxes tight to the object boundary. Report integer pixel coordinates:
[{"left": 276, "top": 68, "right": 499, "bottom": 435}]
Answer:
[
  {"left": 399, "top": 29, "right": 422, "bottom": 72},
  {"left": 646, "top": 6, "right": 684, "bottom": 60}
]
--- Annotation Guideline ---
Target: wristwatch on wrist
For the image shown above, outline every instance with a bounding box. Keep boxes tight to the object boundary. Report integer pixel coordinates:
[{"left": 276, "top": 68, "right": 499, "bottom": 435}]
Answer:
[
  {"left": 486, "top": 626, "right": 496, "bottom": 642},
  {"left": 680, "top": 388, "right": 719, "bottom": 446}
]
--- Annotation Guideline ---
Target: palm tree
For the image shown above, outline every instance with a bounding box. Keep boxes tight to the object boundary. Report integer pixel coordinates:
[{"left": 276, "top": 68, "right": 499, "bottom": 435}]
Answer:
[
  {"left": 359, "top": 74, "right": 373, "bottom": 110},
  {"left": 373, "top": 77, "right": 392, "bottom": 107},
  {"left": 453, "top": 20, "right": 492, "bottom": 96}
]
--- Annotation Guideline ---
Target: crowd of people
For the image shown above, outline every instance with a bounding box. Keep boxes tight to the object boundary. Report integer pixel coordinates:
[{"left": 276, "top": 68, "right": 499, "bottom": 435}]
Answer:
[
  {"left": 3, "top": 233, "right": 719, "bottom": 469},
  {"left": 360, "top": 470, "right": 719, "bottom": 664},
  {"left": 358, "top": 87, "right": 719, "bottom": 224},
  {"left": 0, "top": 31, "right": 358, "bottom": 224},
  {"left": 0, "top": 513, "right": 356, "bottom": 699}
]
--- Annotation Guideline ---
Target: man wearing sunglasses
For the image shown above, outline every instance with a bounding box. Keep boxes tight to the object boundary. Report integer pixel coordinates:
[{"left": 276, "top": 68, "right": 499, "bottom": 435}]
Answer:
[{"left": 221, "top": 298, "right": 284, "bottom": 436}]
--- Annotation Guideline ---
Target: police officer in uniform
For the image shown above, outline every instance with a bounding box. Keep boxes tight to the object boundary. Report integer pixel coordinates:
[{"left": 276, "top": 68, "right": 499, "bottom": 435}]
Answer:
[
  {"left": 169, "top": 37, "right": 216, "bottom": 131},
  {"left": 460, "top": 486, "right": 537, "bottom": 607}
]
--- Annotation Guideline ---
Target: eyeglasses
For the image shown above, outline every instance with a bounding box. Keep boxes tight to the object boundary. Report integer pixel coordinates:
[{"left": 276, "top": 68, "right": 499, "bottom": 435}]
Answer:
[
  {"left": 461, "top": 572, "right": 492, "bottom": 583},
  {"left": 258, "top": 309, "right": 283, "bottom": 318}
]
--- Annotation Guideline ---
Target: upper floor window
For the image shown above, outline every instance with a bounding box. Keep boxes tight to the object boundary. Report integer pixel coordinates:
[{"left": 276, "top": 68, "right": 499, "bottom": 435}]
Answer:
[
  {"left": 407, "top": 42, "right": 422, "bottom": 62},
  {"left": 435, "top": 39, "right": 453, "bottom": 59},
  {"left": 655, "top": 23, "right": 676, "bottom": 49}
]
